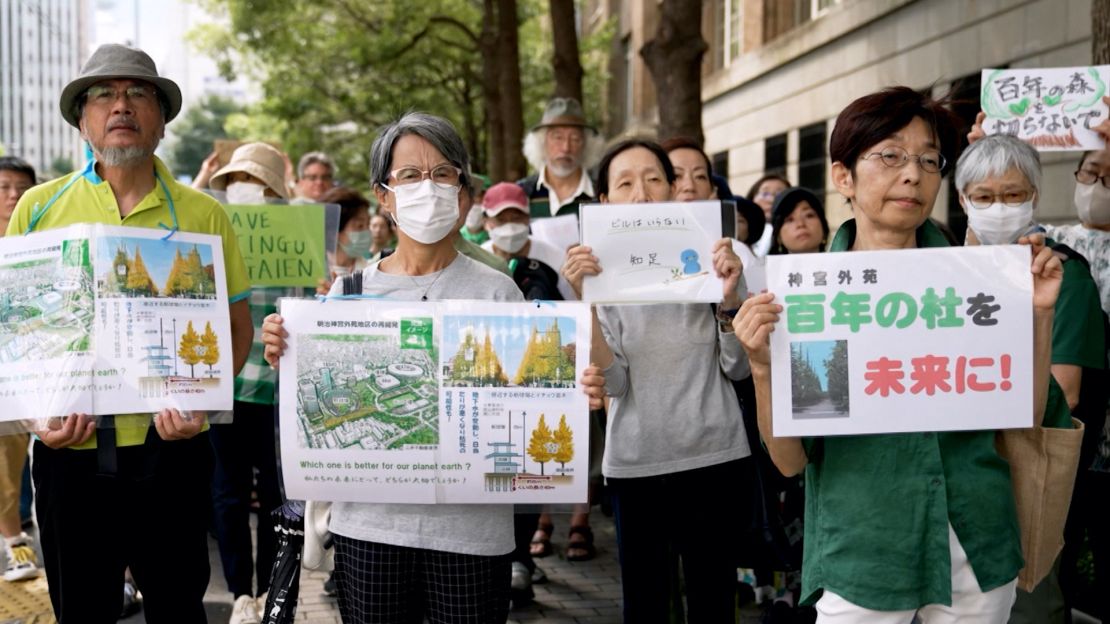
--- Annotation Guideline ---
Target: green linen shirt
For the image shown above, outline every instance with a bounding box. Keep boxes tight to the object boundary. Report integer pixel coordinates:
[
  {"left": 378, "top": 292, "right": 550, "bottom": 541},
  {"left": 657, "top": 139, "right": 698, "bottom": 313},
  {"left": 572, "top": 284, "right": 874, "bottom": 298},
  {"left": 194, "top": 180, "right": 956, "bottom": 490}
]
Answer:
[
  {"left": 798, "top": 218, "right": 1071, "bottom": 610},
  {"left": 1048, "top": 237, "right": 1105, "bottom": 370}
]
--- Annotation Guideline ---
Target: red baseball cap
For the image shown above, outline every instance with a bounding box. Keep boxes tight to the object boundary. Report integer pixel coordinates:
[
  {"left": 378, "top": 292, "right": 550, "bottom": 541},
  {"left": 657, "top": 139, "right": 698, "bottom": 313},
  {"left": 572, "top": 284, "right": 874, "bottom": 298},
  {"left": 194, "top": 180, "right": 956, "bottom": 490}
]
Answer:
[{"left": 483, "top": 182, "right": 529, "bottom": 217}]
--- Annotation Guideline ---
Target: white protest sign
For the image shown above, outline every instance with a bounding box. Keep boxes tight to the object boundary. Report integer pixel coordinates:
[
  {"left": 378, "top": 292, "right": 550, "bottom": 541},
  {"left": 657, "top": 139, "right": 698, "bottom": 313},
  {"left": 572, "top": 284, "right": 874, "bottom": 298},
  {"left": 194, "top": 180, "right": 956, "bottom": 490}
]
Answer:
[
  {"left": 0, "top": 224, "right": 235, "bottom": 423},
  {"left": 530, "top": 213, "right": 579, "bottom": 253},
  {"left": 766, "top": 246, "right": 1032, "bottom": 437},
  {"left": 981, "top": 65, "right": 1109, "bottom": 150},
  {"left": 579, "top": 200, "right": 726, "bottom": 303},
  {"left": 278, "top": 298, "right": 592, "bottom": 504}
]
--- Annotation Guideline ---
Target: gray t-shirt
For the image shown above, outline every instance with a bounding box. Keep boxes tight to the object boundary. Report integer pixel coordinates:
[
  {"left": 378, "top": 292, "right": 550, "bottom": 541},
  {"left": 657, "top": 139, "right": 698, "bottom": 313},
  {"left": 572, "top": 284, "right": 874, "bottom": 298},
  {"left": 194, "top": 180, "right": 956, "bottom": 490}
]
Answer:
[
  {"left": 326, "top": 253, "right": 523, "bottom": 555},
  {"left": 598, "top": 303, "right": 751, "bottom": 479}
]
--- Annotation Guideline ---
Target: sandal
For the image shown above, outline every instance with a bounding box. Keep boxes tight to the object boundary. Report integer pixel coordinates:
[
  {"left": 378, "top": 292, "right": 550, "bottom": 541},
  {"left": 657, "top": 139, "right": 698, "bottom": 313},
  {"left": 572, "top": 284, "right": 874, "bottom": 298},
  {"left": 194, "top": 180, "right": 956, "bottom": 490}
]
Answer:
[
  {"left": 565, "top": 525, "right": 596, "bottom": 562},
  {"left": 530, "top": 522, "right": 554, "bottom": 558}
]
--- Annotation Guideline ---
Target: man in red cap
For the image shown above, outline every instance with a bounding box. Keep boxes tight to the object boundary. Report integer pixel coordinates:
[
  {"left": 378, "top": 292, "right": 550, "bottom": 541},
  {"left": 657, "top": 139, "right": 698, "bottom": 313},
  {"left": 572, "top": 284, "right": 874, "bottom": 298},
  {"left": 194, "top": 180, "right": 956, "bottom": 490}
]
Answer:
[{"left": 481, "top": 182, "right": 575, "bottom": 301}]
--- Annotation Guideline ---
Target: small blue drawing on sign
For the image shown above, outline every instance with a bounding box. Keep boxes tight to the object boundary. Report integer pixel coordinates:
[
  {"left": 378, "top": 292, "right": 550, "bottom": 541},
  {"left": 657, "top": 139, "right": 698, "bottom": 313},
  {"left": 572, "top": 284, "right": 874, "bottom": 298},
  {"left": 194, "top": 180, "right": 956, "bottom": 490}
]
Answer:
[{"left": 680, "top": 249, "right": 701, "bottom": 274}]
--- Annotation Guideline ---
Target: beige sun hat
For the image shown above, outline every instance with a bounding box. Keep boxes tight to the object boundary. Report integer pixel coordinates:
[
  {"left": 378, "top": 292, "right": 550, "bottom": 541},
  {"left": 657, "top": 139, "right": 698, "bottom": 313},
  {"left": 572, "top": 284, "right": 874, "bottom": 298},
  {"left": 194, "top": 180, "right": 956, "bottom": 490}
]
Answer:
[
  {"left": 209, "top": 143, "right": 290, "bottom": 199},
  {"left": 59, "top": 44, "right": 182, "bottom": 129}
]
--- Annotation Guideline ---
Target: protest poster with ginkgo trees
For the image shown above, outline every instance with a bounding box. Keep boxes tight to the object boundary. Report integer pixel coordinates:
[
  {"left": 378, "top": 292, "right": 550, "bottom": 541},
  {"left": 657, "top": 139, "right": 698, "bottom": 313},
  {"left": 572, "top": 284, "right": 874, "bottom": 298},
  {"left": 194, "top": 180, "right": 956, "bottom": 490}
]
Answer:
[
  {"left": 0, "top": 224, "right": 234, "bottom": 428},
  {"left": 278, "top": 298, "right": 592, "bottom": 504}
]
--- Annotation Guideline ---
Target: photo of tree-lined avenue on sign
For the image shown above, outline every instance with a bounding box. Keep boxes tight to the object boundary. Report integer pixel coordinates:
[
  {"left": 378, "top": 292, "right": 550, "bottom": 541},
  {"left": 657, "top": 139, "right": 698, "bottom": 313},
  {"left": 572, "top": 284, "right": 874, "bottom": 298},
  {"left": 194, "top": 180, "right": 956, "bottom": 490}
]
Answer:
[
  {"left": 97, "top": 237, "right": 217, "bottom": 299},
  {"left": 295, "top": 331, "right": 439, "bottom": 451},
  {"left": 0, "top": 239, "right": 94, "bottom": 363}
]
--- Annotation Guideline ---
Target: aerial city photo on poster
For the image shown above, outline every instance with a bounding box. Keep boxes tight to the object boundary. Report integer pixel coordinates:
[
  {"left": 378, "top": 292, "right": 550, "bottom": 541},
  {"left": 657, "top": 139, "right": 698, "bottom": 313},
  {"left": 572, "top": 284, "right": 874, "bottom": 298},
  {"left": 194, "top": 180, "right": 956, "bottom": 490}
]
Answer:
[{"left": 294, "top": 318, "right": 439, "bottom": 452}]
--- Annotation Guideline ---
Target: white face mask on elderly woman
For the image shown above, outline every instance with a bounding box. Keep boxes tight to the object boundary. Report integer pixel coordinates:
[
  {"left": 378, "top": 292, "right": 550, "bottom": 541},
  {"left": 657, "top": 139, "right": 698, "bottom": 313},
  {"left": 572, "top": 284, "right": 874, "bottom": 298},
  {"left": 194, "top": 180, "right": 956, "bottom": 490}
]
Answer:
[
  {"left": 383, "top": 179, "right": 460, "bottom": 244},
  {"left": 226, "top": 181, "right": 267, "bottom": 204},
  {"left": 1074, "top": 182, "right": 1110, "bottom": 226},
  {"left": 964, "top": 197, "right": 1035, "bottom": 245}
]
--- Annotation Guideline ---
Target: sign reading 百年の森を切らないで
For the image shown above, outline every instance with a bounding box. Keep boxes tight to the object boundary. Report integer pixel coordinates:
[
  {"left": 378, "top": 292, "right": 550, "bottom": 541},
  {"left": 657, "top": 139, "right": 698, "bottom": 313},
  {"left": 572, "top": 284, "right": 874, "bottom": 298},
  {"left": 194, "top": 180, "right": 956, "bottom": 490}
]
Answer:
[
  {"left": 766, "top": 246, "right": 1032, "bottom": 437},
  {"left": 980, "top": 65, "right": 1109, "bottom": 151}
]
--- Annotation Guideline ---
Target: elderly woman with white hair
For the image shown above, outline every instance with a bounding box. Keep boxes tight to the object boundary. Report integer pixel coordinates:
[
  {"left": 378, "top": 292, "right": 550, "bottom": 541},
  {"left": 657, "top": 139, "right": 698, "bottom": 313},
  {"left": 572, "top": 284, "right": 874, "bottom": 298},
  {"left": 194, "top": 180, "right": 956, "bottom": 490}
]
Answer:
[
  {"left": 955, "top": 134, "right": 1107, "bottom": 623},
  {"left": 261, "top": 112, "right": 605, "bottom": 623}
]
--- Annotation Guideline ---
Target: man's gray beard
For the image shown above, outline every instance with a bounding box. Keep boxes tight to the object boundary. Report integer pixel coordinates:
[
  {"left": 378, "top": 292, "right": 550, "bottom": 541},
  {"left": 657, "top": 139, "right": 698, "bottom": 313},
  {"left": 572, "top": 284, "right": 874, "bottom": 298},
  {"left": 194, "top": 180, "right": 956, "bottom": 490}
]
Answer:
[
  {"left": 98, "top": 145, "right": 154, "bottom": 167},
  {"left": 546, "top": 162, "right": 579, "bottom": 179}
]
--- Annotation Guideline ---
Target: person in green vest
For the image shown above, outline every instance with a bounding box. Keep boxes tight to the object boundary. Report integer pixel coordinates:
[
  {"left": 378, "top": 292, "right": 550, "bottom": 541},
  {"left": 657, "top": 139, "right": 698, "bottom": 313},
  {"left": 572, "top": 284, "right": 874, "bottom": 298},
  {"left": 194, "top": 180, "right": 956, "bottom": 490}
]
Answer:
[{"left": 734, "top": 86, "right": 1069, "bottom": 622}]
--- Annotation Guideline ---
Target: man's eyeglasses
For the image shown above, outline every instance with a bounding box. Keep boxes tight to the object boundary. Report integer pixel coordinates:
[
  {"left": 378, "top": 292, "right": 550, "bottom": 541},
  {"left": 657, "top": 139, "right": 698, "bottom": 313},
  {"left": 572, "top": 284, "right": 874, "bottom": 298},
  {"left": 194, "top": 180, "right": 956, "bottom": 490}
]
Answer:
[
  {"left": 390, "top": 165, "right": 462, "bottom": 187},
  {"left": 85, "top": 84, "right": 157, "bottom": 106},
  {"left": 861, "top": 146, "right": 946, "bottom": 174},
  {"left": 1075, "top": 170, "right": 1110, "bottom": 189}
]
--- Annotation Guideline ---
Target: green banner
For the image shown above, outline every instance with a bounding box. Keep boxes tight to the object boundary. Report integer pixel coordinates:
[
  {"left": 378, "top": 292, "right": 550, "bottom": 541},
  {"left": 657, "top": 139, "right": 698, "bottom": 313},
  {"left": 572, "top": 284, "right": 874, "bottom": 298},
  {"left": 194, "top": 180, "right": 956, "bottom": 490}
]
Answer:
[{"left": 225, "top": 204, "right": 326, "bottom": 287}]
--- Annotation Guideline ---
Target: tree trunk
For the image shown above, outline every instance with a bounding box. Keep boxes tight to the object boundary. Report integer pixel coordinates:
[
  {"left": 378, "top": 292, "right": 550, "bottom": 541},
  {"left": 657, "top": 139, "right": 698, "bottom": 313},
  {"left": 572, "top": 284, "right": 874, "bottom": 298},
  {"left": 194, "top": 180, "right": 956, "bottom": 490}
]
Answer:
[
  {"left": 481, "top": 0, "right": 505, "bottom": 180},
  {"left": 549, "top": 0, "right": 583, "bottom": 102},
  {"left": 497, "top": 0, "right": 526, "bottom": 181},
  {"left": 1094, "top": 0, "right": 1110, "bottom": 64},
  {"left": 640, "top": 0, "right": 708, "bottom": 145}
]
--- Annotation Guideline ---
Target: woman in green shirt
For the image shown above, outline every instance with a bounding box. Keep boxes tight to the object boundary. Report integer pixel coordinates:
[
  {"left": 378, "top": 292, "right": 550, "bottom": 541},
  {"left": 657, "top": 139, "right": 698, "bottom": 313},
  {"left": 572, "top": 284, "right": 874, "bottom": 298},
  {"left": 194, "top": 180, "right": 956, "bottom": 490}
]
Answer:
[{"left": 733, "top": 86, "right": 1066, "bottom": 622}]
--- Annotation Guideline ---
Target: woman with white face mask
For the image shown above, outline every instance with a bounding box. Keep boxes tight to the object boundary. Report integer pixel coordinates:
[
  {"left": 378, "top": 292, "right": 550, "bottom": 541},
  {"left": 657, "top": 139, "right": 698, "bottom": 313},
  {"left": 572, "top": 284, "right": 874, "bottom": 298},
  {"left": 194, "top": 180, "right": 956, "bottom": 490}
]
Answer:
[
  {"left": 260, "top": 112, "right": 605, "bottom": 623},
  {"left": 319, "top": 186, "right": 374, "bottom": 281},
  {"left": 1044, "top": 147, "right": 1110, "bottom": 320},
  {"left": 956, "top": 133, "right": 1108, "bottom": 624}
]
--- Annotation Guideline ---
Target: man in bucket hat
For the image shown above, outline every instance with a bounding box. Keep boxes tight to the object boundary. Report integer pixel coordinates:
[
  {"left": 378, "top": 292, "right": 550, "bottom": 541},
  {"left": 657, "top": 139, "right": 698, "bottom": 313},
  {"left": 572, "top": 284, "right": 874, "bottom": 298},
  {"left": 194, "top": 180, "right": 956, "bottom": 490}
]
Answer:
[
  {"left": 519, "top": 97, "right": 604, "bottom": 222},
  {"left": 6, "top": 43, "right": 253, "bottom": 621}
]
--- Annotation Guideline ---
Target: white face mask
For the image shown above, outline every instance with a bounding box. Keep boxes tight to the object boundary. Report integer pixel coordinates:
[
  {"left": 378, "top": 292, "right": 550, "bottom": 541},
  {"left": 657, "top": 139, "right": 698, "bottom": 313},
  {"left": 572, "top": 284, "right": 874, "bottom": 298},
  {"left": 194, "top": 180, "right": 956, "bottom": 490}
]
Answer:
[
  {"left": 964, "top": 197, "right": 1035, "bottom": 245},
  {"left": 226, "top": 181, "right": 267, "bottom": 204},
  {"left": 340, "top": 230, "right": 372, "bottom": 258},
  {"left": 383, "top": 179, "right": 460, "bottom": 244},
  {"left": 1074, "top": 182, "right": 1110, "bottom": 226},
  {"left": 490, "top": 222, "right": 530, "bottom": 254}
]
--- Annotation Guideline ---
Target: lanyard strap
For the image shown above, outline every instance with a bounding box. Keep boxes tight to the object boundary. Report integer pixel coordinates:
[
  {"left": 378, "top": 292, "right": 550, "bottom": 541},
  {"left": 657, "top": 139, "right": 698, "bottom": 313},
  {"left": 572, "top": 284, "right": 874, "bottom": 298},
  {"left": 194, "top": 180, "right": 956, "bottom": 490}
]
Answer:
[{"left": 24, "top": 162, "right": 179, "bottom": 241}]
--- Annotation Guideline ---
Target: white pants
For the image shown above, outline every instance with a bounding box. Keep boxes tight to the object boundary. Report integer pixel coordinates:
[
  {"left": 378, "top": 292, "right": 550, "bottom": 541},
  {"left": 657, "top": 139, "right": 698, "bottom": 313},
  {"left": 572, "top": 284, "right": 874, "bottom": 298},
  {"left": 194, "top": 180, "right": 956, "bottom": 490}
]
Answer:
[{"left": 815, "top": 524, "right": 1017, "bottom": 623}]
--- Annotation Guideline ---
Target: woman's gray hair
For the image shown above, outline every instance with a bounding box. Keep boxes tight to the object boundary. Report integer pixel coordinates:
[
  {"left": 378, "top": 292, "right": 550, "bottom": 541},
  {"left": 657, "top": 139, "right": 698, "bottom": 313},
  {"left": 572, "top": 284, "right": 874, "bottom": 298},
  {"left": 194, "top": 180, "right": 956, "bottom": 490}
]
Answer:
[
  {"left": 370, "top": 112, "right": 471, "bottom": 191},
  {"left": 955, "top": 134, "right": 1042, "bottom": 195}
]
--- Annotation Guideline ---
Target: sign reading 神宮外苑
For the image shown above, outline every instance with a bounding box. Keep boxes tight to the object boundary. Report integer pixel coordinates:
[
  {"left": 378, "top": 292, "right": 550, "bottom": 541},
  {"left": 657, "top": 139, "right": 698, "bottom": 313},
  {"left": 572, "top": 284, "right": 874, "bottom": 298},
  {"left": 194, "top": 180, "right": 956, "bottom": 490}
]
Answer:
[{"left": 766, "top": 246, "right": 1033, "bottom": 437}]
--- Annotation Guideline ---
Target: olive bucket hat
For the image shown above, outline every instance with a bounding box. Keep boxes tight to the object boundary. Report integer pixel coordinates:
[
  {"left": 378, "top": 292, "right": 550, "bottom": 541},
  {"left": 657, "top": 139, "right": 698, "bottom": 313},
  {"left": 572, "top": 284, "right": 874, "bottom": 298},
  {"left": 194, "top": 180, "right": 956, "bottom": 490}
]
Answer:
[{"left": 59, "top": 44, "right": 182, "bottom": 129}]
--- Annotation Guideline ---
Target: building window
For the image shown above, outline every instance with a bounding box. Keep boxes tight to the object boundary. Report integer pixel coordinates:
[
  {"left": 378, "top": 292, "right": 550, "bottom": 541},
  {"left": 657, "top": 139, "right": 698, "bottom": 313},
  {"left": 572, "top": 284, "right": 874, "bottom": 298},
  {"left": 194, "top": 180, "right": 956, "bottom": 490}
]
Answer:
[
  {"left": 946, "top": 72, "right": 987, "bottom": 245},
  {"left": 712, "top": 150, "right": 729, "bottom": 181},
  {"left": 798, "top": 121, "right": 826, "bottom": 193},
  {"left": 764, "top": 0, "right": 839, "bottom": 42},
  {"left": 764, "top": 133, "right": 787, "bottom": 178},
  {"left": 711, "top": 0, "right": 742, "bottom": 71},
  {"left": 622, "top": 35, "right": 633, "bottom": 125}
]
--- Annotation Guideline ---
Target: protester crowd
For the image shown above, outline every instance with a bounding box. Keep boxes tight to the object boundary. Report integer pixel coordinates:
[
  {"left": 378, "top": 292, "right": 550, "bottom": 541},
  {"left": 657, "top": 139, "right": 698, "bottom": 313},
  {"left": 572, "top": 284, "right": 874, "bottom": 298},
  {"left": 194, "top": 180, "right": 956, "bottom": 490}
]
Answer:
[{"left": 1, "top": 41, "right": 1109, "bottom": 624}]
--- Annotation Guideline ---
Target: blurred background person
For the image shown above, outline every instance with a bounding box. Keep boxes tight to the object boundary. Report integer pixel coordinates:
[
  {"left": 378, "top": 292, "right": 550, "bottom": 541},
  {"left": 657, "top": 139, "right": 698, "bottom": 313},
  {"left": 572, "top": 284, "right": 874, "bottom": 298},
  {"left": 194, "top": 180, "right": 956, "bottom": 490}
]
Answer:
[
  {"left": 746, "top": 174, "right": 791, "bottom": 257},
  {"left": 0, "top": 155, "right": 39, "bottom": 583},
  {"left": 295, "top": 151, "right": 336, "bottom": 201},
  {"left": 768, "top": 187, "right": 829, "bottom": 255},
  {"left": 206, "top": 141, "right": 293, "bottom": 624}
]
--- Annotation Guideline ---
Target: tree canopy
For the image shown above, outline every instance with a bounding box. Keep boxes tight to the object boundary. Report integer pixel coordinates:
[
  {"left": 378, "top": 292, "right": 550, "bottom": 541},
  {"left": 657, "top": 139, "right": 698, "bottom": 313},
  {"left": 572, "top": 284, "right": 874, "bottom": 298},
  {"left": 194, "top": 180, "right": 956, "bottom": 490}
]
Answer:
[{"left": 189, "top": 0, "right": 611, "bottom": 186}]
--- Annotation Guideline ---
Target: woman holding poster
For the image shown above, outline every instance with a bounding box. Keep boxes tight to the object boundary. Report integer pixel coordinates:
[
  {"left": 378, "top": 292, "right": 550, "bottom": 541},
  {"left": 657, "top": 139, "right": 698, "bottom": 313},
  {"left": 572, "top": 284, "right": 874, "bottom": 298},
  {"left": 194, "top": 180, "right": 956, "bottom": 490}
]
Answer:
[
  {"left": 562, "top": 139, "right": 752, "bottom": 623},
  {"left": 261, "top": 112, "right": 605, "bottom": 623},
  {"left": 734, "top": 87, "right": 1068, "bottom": 623}
]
